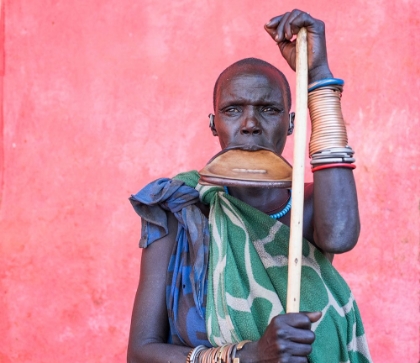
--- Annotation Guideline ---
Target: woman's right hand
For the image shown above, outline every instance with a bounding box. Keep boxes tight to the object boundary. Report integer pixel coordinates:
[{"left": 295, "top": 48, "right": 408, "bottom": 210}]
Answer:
[{"left": 240, "top": 312, "right": 322, "bottom": 363}]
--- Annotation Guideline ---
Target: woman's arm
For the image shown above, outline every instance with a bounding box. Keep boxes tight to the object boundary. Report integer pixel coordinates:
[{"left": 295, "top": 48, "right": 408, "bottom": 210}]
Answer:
[
  {"left": 312, "top": 168, "right": 360, "bottom": 253},
  {"left": 128, "top": 207, "right": 322, "bottom": 363},
  {"left": 127, "top": 211, "right": 191, "bottom": 363},
  {"left": 265, "top": 10, "right": 360, "bottom": 254}
]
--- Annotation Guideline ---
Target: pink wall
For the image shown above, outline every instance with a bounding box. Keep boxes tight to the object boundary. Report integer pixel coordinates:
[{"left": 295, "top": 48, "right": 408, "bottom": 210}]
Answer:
[{"left": 1, "top": 0, "right": 419, "bottom": 361}]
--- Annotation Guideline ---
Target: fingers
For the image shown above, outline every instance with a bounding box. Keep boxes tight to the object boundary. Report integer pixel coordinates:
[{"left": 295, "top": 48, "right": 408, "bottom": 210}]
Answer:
[
  {"left": 264, "top": 9, "right": 314, "bottom": 42},
  {"left": 273, "top": 315, "right": 316, "bottom": 356},
  {"left": 265, "top": 15, "right": 282, "bottom": 29},
  {"left": 284, "top": 10, "right": 312, "bottom": 39},
  {"left": 264, "top": 12, "right": 289, "bottom": 43},
  {"left": 278, "top": 340, "right": 314, "bottom": 357},
  {"left": 271, "top": 312, "right": 319, "bottom": 343},
  {"left": 280, "top": 326, "right": 315, "bottom": 345},
  {"left": 292, "top": 357, "right": 311, "bottom": 363},
  {"left": 264, "top": 15, "right": 284, "bottom": 42},
  {"left": 260, "top": 313, "right": 321, "bottom": 362},
  {"left": 304, "top": 311, "right": 322, "bottom": 323},
  {"left": 275, "top": 12, "right": 292, "bottom": 42},
  {"left": 273, "top": 312, "right": 316, "bottom": 329}
]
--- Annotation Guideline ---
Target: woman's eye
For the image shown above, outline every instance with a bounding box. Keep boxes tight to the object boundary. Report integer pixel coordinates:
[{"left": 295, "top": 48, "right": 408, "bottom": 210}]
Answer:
[
  {"left": 225, "top": 107, "right": 240, "bottom": 113},
  {"left": 262, "top": 106, "right": 278, "bottom": 113}
]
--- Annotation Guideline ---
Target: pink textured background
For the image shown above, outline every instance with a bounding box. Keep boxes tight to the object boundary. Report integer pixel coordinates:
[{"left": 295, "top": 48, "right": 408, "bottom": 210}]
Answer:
[{"left": 0, "top": 0, "right": 419, "bottom": 362}]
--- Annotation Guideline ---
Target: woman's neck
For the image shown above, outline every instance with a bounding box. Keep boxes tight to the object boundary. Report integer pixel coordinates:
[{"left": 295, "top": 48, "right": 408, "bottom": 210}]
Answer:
[{"left": 226, "top": 186, "right": 290, "bottom": 215}]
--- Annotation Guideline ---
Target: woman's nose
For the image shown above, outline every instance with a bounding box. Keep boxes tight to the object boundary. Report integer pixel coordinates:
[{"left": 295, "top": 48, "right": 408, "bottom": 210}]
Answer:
[{"left": 240, "top": 108, "right": 262, "bottom": 135}]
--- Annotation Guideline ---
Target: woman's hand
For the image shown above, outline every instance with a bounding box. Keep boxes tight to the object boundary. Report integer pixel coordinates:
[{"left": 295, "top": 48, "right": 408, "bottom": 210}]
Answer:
[
  {"left": 239, "top": 311, "right": 322, "bottom": 363},
  {"left": 264, "top": 10, "right": 333, "bottom": 83}
]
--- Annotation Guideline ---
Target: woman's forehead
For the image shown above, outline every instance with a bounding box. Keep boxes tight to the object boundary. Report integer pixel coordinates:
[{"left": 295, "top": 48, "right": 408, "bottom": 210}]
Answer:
[{"left": 216, "top": 69, "right": 286, "bottom": 105}]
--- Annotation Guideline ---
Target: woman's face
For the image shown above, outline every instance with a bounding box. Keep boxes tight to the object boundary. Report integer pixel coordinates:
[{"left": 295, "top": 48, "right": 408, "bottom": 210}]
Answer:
[{"left": 213, "top": 67, "right": 290, "bottom": 155}]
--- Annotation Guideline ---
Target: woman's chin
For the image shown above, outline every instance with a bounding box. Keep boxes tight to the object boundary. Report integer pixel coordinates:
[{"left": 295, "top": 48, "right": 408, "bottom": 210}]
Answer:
[{"left": 224, "top": 143, "right": 276, "bottom": 152}]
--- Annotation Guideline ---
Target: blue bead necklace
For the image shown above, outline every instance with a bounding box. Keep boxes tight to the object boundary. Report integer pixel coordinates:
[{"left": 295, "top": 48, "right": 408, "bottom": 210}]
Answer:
[{"left": 223, "top": 186, "right": 292, "bottom": 220}]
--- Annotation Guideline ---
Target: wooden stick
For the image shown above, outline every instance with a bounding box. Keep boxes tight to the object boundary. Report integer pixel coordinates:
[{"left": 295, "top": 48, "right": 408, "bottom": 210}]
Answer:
[{"left": 286, "top": 28, "right": 308, "bottom": 313}]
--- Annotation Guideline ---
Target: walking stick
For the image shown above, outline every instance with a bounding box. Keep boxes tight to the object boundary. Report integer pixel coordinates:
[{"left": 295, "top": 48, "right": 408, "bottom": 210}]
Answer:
[
  {"left": 286, "top": 28, "right": 308, "bottom": 313},
  {"left": 199, "top": 27, "right": 309, "bottom": 312}
]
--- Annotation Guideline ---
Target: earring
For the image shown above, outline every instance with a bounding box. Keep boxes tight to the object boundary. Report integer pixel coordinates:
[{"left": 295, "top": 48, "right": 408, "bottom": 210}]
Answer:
[
  {"left": 287, "top": 112, "right": 295, "bottom": 135},
  {"left": 208, "top": 113, "right": 215, "bottom": 128}
]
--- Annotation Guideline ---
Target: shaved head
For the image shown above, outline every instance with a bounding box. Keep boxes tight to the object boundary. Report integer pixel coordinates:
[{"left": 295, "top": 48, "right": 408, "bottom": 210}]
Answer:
[{"left": 213, "top": 58, "right": 291, "bottom": 112}]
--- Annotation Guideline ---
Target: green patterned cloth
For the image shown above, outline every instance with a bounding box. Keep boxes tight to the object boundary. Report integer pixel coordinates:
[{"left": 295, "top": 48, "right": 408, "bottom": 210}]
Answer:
[{"left": 196, "top": 181, "right": 372, "bottom": 363}]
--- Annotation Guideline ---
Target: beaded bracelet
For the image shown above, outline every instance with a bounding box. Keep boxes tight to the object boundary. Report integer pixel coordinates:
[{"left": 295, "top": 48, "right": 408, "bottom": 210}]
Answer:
[
  {"left": 308, "top": 77, "right": 344, "bottom": 92},
  {"left": 312, "top": 163, "right": 356, "bottom": 173}
]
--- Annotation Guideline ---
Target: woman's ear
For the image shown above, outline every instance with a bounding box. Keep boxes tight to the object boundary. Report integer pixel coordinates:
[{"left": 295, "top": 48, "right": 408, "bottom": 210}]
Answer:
[
  {"left": 287, "top": 112, "right": 295, "bottom": 135},
  {"left": 209, "top": 114, "right": 218, "bottom": 136}
]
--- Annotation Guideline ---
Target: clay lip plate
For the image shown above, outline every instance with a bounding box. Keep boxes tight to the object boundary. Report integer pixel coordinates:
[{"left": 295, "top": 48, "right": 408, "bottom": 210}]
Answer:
[{"left": 199, "top": 148, "right": 292, "bottom": 187}]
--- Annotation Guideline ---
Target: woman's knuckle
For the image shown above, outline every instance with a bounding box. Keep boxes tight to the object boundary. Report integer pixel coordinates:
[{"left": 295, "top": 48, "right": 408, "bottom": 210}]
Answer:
[
  {"left": 277, "top": 341, "right": 288, "bottom": 353},
  {"left": 276, "top": 327, "right": 289, "bottom": 339},
  {"left": 318, "top": 20, "right": 326, "bottom": 30},
  {"left": 279, "top": 355, "right": 292, "bottom": 363}
]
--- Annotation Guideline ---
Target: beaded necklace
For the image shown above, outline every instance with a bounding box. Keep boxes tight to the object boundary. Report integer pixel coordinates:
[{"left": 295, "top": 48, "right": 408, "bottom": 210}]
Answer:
[{"left": 223, "top": 186, "right": 292, "bottom": 220}]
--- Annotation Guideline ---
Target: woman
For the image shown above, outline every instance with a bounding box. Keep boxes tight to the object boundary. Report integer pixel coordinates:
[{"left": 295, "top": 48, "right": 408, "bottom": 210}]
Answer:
[{"left": 128, "top": 10, "right": 371, "bottom": 363}]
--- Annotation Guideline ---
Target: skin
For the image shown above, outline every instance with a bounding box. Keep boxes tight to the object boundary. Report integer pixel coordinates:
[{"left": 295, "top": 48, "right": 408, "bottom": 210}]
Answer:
[{"left": 128, "top": 9, "right": 360, "bottom": 363}]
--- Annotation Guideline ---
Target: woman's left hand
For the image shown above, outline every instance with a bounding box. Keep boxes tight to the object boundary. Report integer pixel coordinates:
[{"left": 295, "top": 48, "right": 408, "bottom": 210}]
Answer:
[{"left": 264, "top": 9, "right": 333, "bottom": 83}]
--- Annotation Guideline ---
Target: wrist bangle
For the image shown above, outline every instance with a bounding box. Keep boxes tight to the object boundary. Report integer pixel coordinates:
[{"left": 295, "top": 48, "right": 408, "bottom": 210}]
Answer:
[
  {"left": 311, "top": 163, "right": 356, "bottom": 173},
  {"left": 186, "top": 348, "right": 193, "bottom": 363},
  {"left": 186, "top": 345, "right": 206, "bottom": 363},
  {"left": 310, "top": 146, "right": 355, "bottom": 165},
  {"left": 236, "top": 340, "right": 251, "bottom": 350},
  {"left": 310, "top": 157, "right": 355, "bottom": 165},
  {"left": 232, "top": 340, "right": 252, "bottom": 363},
  {"left": 308, "top": 87, "right": 347, "bottom": 155},
  {"left": 308, "top": 77, "right": 344, "bottom": 92}
]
